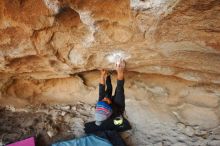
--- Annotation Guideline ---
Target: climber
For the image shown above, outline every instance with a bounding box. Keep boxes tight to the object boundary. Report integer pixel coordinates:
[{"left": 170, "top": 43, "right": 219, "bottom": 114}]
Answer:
[{"left": 84, "top": 59, "right": 131, "bottom": 134}]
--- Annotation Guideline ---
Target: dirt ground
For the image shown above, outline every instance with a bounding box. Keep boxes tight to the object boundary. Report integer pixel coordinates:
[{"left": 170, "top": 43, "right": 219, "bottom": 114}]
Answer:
[
  {"left": 0, "top": 103, "right": 97, "bottom": 146},
  {"left": 1, "top": 102, "right": 220, "bottom": 146}
]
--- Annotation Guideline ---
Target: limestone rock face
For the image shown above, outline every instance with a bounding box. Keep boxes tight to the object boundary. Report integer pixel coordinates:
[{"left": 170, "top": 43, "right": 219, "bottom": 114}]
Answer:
[
  {"left": 0, "top": 0, "right": 219, "bottom": 83},
  {"left": 0, "top": 0, "right": 220, "bottom": 145}
]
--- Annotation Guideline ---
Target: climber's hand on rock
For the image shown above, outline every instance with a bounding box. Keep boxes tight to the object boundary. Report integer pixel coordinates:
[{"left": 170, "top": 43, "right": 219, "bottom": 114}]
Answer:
[
  {"left": 116, "top": 59, "right": 125, "bottom": 80},
  {"left": 100, "top": 69, "right": 107, "bottom": 77},
  {"left": 116, "top": 59, "right": 125, "bottom": 71},
  {"left": 100, "top": 69, "right": 107, "bottom": 85}
]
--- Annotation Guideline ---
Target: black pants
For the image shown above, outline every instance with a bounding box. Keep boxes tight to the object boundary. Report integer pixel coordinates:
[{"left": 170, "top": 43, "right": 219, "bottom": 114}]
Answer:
[
  {"left": 98, "top": 76, "right": 125, "bottom": 113},
  {"left": 84, "top": 77, "right": 131, "bottom": 134}
]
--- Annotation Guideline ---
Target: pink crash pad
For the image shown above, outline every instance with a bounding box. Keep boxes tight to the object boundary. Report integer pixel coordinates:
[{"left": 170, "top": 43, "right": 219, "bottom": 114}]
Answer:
[{"left": 6, "top": 137, "right": 35, "bottom": 146}]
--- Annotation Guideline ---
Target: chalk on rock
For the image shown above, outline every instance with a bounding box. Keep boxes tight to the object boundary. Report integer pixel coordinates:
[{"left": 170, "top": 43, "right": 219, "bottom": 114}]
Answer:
[{"left": 106, "top": 50, "right": 130, "bottom": 64}]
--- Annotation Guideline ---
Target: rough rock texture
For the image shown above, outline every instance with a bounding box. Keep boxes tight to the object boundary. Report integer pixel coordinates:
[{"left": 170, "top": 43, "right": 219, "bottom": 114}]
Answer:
[
  {"left": 1, "top": 72, "right": 220, "bottom": 146},
  {"left": 0, "top": 0, "right": 220, "bottom": 146},
  {"left": 0, "top": 0, "right": 220, "bottom": 82},
  {"left": 0, "top": 103, "right": 95, "bottom": 146}
]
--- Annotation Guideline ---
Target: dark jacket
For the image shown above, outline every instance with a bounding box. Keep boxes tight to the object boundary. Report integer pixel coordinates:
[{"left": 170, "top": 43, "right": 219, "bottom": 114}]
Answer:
[{"left": 84, "top": 79, "right": 131, "bottom": 134}]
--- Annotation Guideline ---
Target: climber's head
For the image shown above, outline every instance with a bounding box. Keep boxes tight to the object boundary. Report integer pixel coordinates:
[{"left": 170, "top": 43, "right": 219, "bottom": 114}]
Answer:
[
  {"left": 102, "top": 97, "right": 112, "bottom": 104},
  {"left": 95, "top": 100, "right": 112, "bottom": 126}
]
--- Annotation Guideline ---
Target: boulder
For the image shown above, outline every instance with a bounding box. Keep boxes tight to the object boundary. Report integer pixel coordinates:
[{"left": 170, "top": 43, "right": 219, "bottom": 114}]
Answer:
[{"left": 179, "top": 104, "right": 219, "bottom": 129}]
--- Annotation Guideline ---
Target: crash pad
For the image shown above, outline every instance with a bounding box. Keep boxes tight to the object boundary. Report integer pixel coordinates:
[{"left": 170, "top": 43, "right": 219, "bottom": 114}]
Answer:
[
  {"left": 6, "top": 137, "right": 35, "bottom": 146},
  {"left": 52, "top": 135, "right": 112, "bottom": 146}
]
